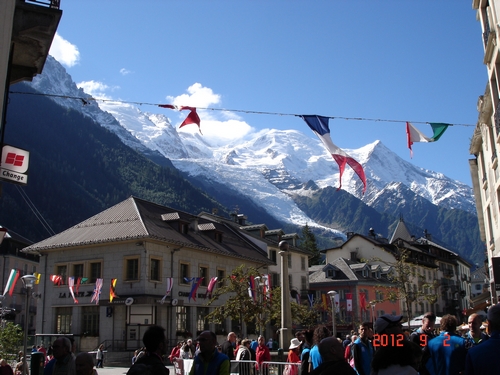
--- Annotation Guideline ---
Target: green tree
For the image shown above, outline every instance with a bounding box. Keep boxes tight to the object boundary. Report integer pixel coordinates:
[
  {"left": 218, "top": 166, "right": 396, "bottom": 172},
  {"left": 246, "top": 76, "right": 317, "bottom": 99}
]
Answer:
[
  {"left": 206, "top": 265, "right": 263, "bottom": 336},
  {"left": 0, "top": 322, "right": 23, "bottom": 362},
  {"left": 301, "top": 223, "right": 321, "bottom": 266}
]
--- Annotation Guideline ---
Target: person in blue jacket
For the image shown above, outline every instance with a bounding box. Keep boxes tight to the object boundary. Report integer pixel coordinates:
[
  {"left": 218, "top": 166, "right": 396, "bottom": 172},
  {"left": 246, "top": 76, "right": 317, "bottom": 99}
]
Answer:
[
  {"left": 190, "top": 331, "right": 229, "bottom": 375},
  {"left": 425, "top": 314, "right": 468, "bottom": 375},
  {"left": 465, "top": 303, "right": 500, "bottom": 375}
]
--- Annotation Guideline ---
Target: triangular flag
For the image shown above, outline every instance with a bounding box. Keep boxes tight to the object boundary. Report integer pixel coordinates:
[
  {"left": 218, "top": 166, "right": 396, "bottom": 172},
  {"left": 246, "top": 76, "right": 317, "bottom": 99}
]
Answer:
[
  {"left": 3, "top": 269, "right": 20, "bottom": 296},
  {"left": 158, "top": 104, "right": 202, "bottom": 134},
  {"left": 206, "top": 277, "right": 218, "bottom": 299},
  {"left": 68, "top": 277, "right": 78, "bottom": 304},
  {"left": 301, "top": 115, "right": 367, "bottom": 193},
  {"left": 160, "top": 277, "right": 174, "bottom": 304},
  {"left": 406, "top": 122, "right": 449, "bottom": 158},
  {"left": 109, "top": 278, "right": 119, "bottom": 303}
]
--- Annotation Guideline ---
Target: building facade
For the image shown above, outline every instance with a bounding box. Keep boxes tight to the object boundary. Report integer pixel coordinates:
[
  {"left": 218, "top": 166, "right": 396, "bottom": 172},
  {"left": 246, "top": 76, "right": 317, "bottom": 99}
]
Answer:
[
  {"left": 471, "top": 0, "right": 500, "bottom": 305},
  {"left": 23, "top": 197, "right": 280, "bottom": 352}
]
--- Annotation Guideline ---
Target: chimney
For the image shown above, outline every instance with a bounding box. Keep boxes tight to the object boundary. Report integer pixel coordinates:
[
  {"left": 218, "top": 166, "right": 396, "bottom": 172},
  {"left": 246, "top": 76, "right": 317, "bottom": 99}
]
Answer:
[
  {"left": 260, "top": 227, "right": 265, "bottom": 238},
  {"left": 346, "top": 232, "right": 354, "bottom": 240},
  {"left": 190, "top": 218, "right": 199, "bottom": 232},
  {"left": 212, "top": 208, "right": 218, "bottom": 215}
]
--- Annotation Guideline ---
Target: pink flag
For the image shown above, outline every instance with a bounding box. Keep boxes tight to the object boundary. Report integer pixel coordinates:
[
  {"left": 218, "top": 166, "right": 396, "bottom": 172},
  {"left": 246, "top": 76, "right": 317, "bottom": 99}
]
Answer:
[
  {"left": 206, "top": 276, "right": 218, "bottom": 299},
  {"left": 91, "top": 278, "right": 103, "bottom": 305}
]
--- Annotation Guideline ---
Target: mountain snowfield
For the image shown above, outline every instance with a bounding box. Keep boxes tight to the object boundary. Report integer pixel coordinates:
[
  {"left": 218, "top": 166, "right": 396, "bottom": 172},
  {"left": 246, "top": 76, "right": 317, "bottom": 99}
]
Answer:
[{"left": 26, "top": 56, "right": 476, "bottom": 237}]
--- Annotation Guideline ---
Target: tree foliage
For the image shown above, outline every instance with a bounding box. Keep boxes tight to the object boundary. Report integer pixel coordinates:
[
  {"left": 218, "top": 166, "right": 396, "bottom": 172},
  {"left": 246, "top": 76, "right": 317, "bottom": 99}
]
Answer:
[
  {"left": 301, "top": 224, "right": 322, "bottom": 266},
  {"left": 0, "top": 322, "right": 23, "bottom": 362}
]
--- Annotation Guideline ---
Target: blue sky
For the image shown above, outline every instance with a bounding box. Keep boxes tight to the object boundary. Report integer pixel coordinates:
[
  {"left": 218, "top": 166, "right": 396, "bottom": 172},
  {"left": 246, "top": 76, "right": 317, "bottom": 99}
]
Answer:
[{"left": 49, "top": 1, "right": 486, "bottom": 186}]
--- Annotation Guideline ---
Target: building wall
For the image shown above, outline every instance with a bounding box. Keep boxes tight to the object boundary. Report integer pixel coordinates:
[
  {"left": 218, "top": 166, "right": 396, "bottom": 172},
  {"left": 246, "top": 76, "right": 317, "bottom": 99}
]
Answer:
[{"left": 472, "top": 0, "right": 500, "bottom": 304}]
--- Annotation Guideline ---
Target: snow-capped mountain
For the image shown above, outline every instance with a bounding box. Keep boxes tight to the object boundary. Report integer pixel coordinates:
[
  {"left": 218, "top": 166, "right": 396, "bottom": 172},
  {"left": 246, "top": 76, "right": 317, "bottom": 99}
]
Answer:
[{"left": 27, "top": 57, "right": 476, "bottom": 235}]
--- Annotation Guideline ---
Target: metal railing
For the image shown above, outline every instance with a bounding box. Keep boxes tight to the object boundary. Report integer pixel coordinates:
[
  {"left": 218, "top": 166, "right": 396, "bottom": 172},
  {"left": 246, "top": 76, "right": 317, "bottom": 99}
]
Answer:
[
  {"left": 174, "top": 359, "right": 300, "bottom": 375},
  {"left": 24, "top": 0, "right": 61, "bottom": 9}
]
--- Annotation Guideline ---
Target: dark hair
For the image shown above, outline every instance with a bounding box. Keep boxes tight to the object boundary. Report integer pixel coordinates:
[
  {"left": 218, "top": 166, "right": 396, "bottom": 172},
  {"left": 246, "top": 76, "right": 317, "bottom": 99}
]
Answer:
[
  {"left": 312, "top": 325, "right": 331, "bottom": 345},
  {"left": 142, "top": 325, "right": 166, "bottom": 352},
  {"left": 440, "top": 314, "right": 458, "bottom": 332},
  {"left": 303, "top": 329, "right": 314, "bottom": 345},
  {"left": 371, "top": 339, "right": 421, "bottom": 371}
]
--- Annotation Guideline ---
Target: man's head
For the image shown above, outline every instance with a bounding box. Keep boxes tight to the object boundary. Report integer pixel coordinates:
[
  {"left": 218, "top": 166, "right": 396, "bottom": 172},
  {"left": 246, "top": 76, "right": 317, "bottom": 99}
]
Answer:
[
  {"left": 422, "top": 312, "right": 436, "bottom": 331},
  {"left": 374, "top": 314, "right": 403, "bottom": 335},
  {"left": 142, "top": 325, "right": 166, "bottom": 355},
  {"left": 227, "top": 332, "right": 237, "bottom": 343},
  {"left": 359, "top": 322, "right": 372, "bottom": 339},
  {"left": 241, "top": 339, "right": 251, "bottom": 348},
  {"left": 197, "top": 331, "right": 217, "bottom": 355},
  {"left": 75, "top": 352, "right": 94, "bottom": 375},
  {"left": 52, "top": 337, "right": 71, "bottom": 360},
  {"left": 440, "top": 314, "right": 458, "bottom": 332},
  {"left": 487, "top": 303, "right": 500, "bottom": 333},
  {"left": 468, "top": 313, "right": 482, "bottom": 334},
  {"left": 318, "top": 337, "right": 344, "bottom": 362},
  {"left": 0, "top": 359, "right": 8, "bottom": 367}
]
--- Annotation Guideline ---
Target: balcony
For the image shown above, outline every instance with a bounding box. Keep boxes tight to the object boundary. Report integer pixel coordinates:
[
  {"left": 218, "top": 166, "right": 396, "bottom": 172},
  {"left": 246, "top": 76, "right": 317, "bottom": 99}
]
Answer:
[{"left": 10, "top": 0, "right": 62, "bottom": 84}]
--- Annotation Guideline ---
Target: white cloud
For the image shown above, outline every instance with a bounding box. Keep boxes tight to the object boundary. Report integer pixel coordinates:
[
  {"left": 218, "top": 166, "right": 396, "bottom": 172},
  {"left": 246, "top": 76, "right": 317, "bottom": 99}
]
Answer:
[
  {"left": 76, "top": 80, "right": 113, "bottom": 99},
  {"left": 49, "top": 33, "right": 80, "bottom": 67},
  {"left": 168, "top": 83, "right": 255, "bottom": 145},
  {"left": 120, "top": 68, "right": 131, "bottom": 76}
]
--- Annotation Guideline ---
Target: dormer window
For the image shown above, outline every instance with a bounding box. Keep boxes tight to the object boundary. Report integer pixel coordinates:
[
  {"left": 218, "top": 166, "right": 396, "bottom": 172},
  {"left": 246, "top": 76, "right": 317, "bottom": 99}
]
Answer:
[
  {"left": 326, "top": 269, "right": 336, "bottom": 278},
  {"left": 362, "top": 269, "right": 369, "bottom": 278}
]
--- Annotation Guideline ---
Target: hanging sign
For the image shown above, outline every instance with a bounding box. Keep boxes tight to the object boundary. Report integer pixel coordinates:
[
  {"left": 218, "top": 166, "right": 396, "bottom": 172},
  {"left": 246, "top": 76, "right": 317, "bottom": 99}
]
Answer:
[{"left": 0, "top": 144, "right": 29, "bottom": 185}]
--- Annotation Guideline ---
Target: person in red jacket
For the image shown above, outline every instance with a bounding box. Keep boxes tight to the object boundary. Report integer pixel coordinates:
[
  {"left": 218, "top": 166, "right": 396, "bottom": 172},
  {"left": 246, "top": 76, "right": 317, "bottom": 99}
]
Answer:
[
  {"left": 169, "top": 342, "right": 182, "bottom": 363},
  {"left": 256, "top": 335, "right": 271, "bottom": 373}
]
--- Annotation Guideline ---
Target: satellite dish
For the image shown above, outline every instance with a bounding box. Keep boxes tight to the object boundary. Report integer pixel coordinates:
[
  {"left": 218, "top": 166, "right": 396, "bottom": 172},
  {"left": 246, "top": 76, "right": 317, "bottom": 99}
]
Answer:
[
  {"left": 171, "top": 298, "right": 178, "bottom": 306},
  {"left": 125, "top": 297, "right": 134, "bottom": 306}
]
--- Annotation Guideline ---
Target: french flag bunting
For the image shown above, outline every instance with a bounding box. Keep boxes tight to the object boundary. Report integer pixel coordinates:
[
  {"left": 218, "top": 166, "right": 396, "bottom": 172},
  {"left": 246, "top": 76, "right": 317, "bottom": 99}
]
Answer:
[
  {"left": 188, "top": 277, "right": 204, "bottom": 302},
  {"left": 90, "top": 278, "right": 103, "bottom": 305},
  {"left": 161, "top": 277, "right": 174, "bottom": 304},
  {"left": 68, "top": 277, "right": 78, "bottom": 304},
  {"left": 206, "top": 277, "right": 218, "bottom": 299},
  {"left": 301, "top": 115, "right": 366, "bottom": 193}
]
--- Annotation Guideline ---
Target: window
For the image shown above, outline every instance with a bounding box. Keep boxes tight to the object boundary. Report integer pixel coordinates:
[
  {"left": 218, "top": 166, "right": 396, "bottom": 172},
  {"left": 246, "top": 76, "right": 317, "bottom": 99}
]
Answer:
[
  {"left": 301, "top": 257, "right": 306, "bottom": 271},
  {"left": 90, "top": 262, "right": 102, "bottom": 283},
  {"left": 55, "top": 265, "right": 67, "bottom": 284},
  {"left": 125, "top": 258, "right": 139, "bottom": 281},
  {"left": 301, "top": 276, "right": 307, "bottom": 291},
  {"left": 176, "top": 306, "right": 189, "bottom": 333},
  {"left": 269, "top": 250, "right": 277, "bottom": 262},
  {"left": 217, "top": 269, "right": 225, "bottom": 288},
  {"left": 73, "top": 264, "right": 84, "bottom": 279},
  {"left": 288, "top": 253, "right": 292, "bottom": 268},
  {"left": 272, "top": 273, "right": 280, "bottom": 287},
  {"left": 197, "top": 307, "right": 209, "bottom": 334},
  {"left": 82, "top": 306, "right": 99, "bottom": 336},
  {"left": 199, "top": 266, "right": 208, "bottom": 287},
  {"left": 326, "top": 269, "right": 336, "bottom": 278},
  {"left": 180, "top": 263, "right": 190, "bottom": 284},
  {"left": 150, "top": 258, "right": 161, "bottom": 281},
  {"left": 55, "top": 307, "right": 72, "bottom": 334}
]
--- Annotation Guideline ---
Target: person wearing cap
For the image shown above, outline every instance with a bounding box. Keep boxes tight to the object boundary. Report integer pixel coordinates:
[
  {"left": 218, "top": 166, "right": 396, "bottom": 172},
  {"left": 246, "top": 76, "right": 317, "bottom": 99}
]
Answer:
[
  {"left": 465, "top": 313, "right": 489, "bottom": 346},
  {"left": 465, "top": 303, "right": 500, "bottom": 374},
  {"left": 374, "top": 314, "right": 403, "bottom": 336},
  {"left": 235, "top": 339, "right": 253, "bottom": 375},
  {"left": 425, "top": 314, "right": 468, "bottom": 375},
  {"left": 352, "top": 322, "right": 374, "bottom": 375}
]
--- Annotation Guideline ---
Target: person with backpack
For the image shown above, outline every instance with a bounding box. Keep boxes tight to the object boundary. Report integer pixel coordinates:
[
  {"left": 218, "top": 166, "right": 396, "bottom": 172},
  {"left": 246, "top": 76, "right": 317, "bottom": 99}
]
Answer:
[{"left": 409, "top": 312, "right": 436, "bottom": 375}]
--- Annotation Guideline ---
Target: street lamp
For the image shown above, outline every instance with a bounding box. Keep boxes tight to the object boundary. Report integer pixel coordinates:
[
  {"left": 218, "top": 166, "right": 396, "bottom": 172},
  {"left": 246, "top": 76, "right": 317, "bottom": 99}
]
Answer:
[
  {"left": 254, "top": 276, "right": 265, "bottom": 336},
  {"left": 21, "top": 274, "right": 36, "bottom": 375},
  {"left": 369, "top": 301, "right": 376, "bottom": 326},
  {"left": 328, "top": 291, "right": 337, "bottom": 338},
  {"left": 279, "top": 240, "right": 292, "bottom": 350}
]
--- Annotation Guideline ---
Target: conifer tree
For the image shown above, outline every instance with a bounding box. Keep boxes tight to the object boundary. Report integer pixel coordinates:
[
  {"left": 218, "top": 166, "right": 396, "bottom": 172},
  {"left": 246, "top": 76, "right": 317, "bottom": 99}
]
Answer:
[{"left": 301, "top": 223, "right": 321, "bottom": 266}]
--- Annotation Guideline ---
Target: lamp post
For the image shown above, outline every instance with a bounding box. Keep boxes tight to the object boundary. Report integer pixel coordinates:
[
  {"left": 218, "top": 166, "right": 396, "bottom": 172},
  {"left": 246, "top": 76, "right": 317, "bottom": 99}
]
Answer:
[
  {"left": 254, "top": 276, "right": 265, "bottom": 336},
  {"left": 21, "top": 274, "right": 36, "bottom": 375},
  {"left": 328, "top": 290, "right": 337, "bottom": 338},
  {"left": 369, "top": 301, "right": 376, "bottom": 326},
  {"left": 279, "top": 240, "right": 292, "bottom": 350}
]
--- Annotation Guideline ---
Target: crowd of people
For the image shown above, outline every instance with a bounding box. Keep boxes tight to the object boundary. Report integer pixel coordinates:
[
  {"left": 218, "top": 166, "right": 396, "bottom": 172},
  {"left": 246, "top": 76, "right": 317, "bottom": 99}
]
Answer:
[{"left": 7, "top": 303, "right": 500, "bottom": 375}]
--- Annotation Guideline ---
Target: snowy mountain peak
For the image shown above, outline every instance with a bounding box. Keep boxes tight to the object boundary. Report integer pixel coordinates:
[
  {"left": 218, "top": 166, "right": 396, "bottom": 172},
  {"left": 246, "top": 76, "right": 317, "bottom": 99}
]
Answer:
[{"left": 26, "top": 57, "right": 476, "bottom": 233}]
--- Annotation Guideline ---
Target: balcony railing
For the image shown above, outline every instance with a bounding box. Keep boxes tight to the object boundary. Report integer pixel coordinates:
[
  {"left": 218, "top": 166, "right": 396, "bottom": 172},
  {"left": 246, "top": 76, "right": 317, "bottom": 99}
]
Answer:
[{"left": 24, "top": 0, "right": 61, "bottom": 9}]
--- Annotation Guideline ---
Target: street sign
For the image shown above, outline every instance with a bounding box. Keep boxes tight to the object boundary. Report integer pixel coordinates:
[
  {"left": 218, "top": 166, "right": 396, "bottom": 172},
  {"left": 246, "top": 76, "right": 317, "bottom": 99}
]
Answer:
[{"left": 0, "top": 144, "right": 29, "bottom": 185}]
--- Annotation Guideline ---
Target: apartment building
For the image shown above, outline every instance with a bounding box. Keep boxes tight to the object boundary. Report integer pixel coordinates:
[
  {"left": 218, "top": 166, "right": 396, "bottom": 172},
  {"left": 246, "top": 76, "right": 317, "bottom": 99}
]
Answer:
[{"left": 470, "top": 0, "right": 500, "bottom": 305}]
